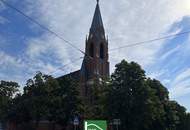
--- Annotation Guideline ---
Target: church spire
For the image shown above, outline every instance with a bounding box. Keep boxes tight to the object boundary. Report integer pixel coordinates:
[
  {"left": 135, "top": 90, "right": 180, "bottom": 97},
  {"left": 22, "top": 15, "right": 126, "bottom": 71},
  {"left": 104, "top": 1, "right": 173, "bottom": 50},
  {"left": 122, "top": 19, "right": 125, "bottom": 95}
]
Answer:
[
  {"left": 80, "top": 0, "right": 109, "bottom": 99},
  {"left": 90, "top": 0, "right": 104, "bottom": 33}
]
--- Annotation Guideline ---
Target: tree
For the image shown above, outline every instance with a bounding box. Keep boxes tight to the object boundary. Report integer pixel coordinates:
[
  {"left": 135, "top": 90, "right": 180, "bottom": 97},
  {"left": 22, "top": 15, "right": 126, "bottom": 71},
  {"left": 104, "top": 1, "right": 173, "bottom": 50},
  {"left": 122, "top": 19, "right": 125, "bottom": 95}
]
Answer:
[
  {"left": 146, "top": 78, "right": 187, "bottom": 130},
  {"left": 23, "top": 72, "right": 49, "bottom": 129},
  {"left": 146, "top": 79, "right": 168, "bottom": 130},
  {"left": 183, "top": 113, "right": 190, "bottom": 130},
  {"left": 2, "top": 72, "right": 82, "bottom": 130},
  {"left": 23, "top": 72, "right": 82, "bottom": 129},
  {"left": 6, "top": 94, "right": 33, "bottom": 130},
  {"left": 55, "top": 76, "right": 82, "bottom": 128},
  {"left": 83, "top": 78, "right": 109, "bottom": 119},
  {"left": 0, "top": 81, "right": 20, "bottom": 124},
  {"left": 0, "top": 72, "right": 82, "bottom": 130},
  {"left": 104, "top": 60, "right": 188, "bottom": 130},
  {"left": 1, "top": 60, "right": 190, "bottom": 130},
  {"left": 106, "top": 60, "right": 158, "bottom": 130}
]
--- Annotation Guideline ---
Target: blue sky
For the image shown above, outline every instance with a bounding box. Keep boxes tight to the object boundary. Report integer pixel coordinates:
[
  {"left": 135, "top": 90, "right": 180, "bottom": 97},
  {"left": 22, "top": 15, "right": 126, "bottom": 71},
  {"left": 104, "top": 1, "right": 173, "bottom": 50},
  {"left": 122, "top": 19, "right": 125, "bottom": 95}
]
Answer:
[{"left": 0, "top": 0, "right": 190, "bottom": 111}]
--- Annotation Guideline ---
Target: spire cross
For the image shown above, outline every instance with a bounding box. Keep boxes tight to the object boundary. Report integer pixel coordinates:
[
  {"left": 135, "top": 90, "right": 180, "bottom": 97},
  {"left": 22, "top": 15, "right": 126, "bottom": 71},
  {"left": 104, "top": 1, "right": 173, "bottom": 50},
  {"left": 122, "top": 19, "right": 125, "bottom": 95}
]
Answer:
[{"left": 97, "top": 0, "right": 99, "bottom": 3}]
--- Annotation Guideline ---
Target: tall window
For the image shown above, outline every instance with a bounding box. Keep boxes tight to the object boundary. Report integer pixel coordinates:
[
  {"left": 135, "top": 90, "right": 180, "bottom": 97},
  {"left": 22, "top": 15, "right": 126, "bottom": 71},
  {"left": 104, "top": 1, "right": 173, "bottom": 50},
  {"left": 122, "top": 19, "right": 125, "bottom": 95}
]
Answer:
[
  {"left": 100, "top": 43, "right": 104, "bottom": 59},
  {"left": 89, "top": 43, "right": 94, "bottom": 58}
]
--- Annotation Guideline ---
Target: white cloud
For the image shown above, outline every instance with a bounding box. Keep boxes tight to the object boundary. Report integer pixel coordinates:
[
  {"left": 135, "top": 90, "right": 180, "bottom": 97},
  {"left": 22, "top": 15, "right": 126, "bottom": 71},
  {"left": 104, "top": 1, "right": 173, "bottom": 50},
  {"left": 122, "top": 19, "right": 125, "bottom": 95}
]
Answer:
[
  {"left": 0, "top": 1, "right": 6, "bottom": 11},
  {"left": 168, "top": 35, "right": 190, "bottom": 99},
  {"left": 174, "top": 69, "right": 190, "bottom": 84},
  {"left": 0, "top": 51, "right": 28, "bottom": 85},
  {"left": 182, "top": 34, "right": 190, "bottom": 53},
  {"left": 0, "top": 51, "right": 23, "bottom": 69},
  {"left": 147, "top": 69, "right": 167, "bottom": 79},
  {"left": 26, "top": 33, "right": 82, "bottom": 72},
  {"left": 162, "top": 79, "right": 171, "bottom": 86},
  {"left": 0, "top": 16, "right": 9, "bottom": 24},
  {"left": 0, "top": 50, "right": 60, "bottom": 85},
  {"left": 160, "top": 45, "right": 181, "bottom": 60},
  {"left": 170, "top": 68, "right": 190, "bottom": 98},
  {"left": 2, "top": 0, "right": 190, "bottom": 98},
  {"left": 0, "top": 1, "right": 8, "bottom": 24},
  {"left": 21, "top": 0, "right": 190, "bottom": 72}
]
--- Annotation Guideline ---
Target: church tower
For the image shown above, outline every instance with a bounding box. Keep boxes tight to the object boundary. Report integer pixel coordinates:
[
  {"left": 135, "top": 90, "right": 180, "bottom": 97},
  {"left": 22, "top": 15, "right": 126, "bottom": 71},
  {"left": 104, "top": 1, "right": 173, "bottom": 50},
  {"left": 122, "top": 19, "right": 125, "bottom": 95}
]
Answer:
[{"left": 80, "top": 0, "right": 109, "bottom": 99}]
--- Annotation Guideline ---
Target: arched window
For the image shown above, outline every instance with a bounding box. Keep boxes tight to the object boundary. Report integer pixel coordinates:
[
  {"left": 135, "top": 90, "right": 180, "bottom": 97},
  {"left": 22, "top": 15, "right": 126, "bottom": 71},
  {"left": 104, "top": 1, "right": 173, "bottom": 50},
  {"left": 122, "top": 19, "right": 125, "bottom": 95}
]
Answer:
[
  {"left": 100, "top": 43, "right": 104, "bottom": 59},
  {"left": 89, "top": 43, "right": 94, "bottom": 58}
]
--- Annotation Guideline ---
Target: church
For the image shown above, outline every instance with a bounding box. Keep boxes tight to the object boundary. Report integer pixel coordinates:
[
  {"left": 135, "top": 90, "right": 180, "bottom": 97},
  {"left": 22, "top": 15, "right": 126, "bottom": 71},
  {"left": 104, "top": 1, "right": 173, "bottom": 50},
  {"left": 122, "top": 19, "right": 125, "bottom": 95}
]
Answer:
[
  {"left": 59, "top": 0, "right": 110, "bottom": 102},
  {"left": 6, "top": 1, "right": 110, "bottom": 130}
]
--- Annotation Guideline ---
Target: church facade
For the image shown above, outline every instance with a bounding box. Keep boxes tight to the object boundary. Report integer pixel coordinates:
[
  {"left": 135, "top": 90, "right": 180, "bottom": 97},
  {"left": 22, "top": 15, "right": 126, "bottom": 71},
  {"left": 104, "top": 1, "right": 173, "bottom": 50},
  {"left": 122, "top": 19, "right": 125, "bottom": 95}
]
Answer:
[
  {"left": 6, "top": 1, "right": 110, "bottom": 130},
  {"left": 59, "top": 1, "right": 110, "bottom": 102}
]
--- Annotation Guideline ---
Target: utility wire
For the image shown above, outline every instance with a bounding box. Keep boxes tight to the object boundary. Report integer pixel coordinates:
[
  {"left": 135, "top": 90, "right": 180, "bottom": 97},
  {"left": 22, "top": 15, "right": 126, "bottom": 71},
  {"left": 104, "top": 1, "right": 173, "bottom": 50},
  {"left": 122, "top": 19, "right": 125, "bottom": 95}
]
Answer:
[
  {"left": 47, "top": 55, "right": 96, "bottom": 75},
  {"left": 2, "top": 0, "right": 190, "bottom": 76},
  {"left": 110, "top": 30, "right": 190, "bottom": 52},
  {"left": 0, "top": 0, "right": 85, "bottom": 55},
  {"left": 47, "top": 57, "right": 84, "bottom": 75},
  {"left": 3, "top": 0, "right": 189, "bottom": 54}
]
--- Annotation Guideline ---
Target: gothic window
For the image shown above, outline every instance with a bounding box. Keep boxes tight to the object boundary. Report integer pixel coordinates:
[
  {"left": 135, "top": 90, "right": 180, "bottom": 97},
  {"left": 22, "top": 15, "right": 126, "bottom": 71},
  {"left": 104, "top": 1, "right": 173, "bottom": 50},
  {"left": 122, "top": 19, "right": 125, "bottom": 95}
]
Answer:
[
  {"left": 89, "top": 43, "right": 94, "bottom": 58},
  {"left": 100, "top": 43, "right": 104, "bottom": 59}
]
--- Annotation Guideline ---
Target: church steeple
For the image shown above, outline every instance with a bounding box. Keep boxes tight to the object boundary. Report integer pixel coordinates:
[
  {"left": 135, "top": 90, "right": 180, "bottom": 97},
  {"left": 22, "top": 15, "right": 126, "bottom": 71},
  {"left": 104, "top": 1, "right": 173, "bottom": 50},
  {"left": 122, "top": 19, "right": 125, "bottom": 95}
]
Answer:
[
  {"left": 80, "top": 0, "right": 110, "bottom": 102},
  {"left": 82, "top": 0, "right": 109, "bottom": 77},
  {"left": 90, "top": 0, "right": 105, "bottom": 36}
]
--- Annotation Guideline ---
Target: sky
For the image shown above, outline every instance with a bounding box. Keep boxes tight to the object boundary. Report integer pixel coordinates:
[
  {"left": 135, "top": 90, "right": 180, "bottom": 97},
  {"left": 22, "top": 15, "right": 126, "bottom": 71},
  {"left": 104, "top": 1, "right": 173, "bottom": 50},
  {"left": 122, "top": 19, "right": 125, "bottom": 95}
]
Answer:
[{"left": 0, "top": 0, "right": 190, "bottom": 111}]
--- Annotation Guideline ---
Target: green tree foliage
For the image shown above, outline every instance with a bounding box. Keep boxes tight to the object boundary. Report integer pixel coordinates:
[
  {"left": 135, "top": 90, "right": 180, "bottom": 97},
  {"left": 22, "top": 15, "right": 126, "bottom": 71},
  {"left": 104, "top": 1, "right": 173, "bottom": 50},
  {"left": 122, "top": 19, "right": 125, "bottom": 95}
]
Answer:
[
  {"left": 50, "top": 76, "right": 82, "bottom": 127},
  {"left": 0, "top": 81, "right": 19, "bottom": 123},
  {"left": 105, "top": 60, "right": 188, "bottom": 130},
  {"left": 1, "top": 72, "right": 81, "bottom": 129},
  {"left": 1, "top": 60, "right": 190, "bottom": 130},
  {"left": 83, "top": 78, "right": 109, "bottom": 119},
  {"left": 164, "top": 100, "right": 186, "bottom": 130},
  {"left": 23, "top": 72, "right": 49, "bottom": 128},
  {"left": 183, "top": 113, "right": 190, "bottom": 130}
]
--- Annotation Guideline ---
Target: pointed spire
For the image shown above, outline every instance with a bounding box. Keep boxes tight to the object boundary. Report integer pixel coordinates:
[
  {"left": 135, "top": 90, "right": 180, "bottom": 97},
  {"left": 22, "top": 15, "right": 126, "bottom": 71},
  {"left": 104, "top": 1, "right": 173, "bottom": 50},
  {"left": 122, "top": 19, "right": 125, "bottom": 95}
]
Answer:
[{"left": 90, "top": 0, "right": 104, "bottom": 32}]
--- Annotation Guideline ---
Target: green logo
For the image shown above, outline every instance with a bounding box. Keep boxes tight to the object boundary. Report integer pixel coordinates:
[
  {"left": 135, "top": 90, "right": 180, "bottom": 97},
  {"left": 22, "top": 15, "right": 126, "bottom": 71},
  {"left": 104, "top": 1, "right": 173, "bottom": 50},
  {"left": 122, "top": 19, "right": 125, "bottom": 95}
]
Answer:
[{"left": 84, "top": 120, "right": 107, "bottom": 130}]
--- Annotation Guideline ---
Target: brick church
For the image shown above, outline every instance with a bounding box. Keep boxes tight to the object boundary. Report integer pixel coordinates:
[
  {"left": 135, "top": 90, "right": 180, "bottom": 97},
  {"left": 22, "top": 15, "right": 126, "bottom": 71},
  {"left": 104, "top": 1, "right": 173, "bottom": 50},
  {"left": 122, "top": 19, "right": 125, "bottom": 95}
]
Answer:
[
  {"left": 6, "top": 1, "right": 110, "bottom": 130},
  {"left": 59, "top": 0, "right": 110, "bottom": 102}
]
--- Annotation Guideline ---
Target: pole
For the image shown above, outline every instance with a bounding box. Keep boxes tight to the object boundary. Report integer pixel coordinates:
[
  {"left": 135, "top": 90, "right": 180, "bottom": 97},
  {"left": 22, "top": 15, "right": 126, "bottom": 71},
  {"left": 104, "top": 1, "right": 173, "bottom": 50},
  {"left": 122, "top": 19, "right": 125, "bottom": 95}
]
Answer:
[
  {"left": 116, "top": 124, "right": 119, "bottom": 130},
  {"left": 74, "top": 125, "right": 76, "bottom": 130}
]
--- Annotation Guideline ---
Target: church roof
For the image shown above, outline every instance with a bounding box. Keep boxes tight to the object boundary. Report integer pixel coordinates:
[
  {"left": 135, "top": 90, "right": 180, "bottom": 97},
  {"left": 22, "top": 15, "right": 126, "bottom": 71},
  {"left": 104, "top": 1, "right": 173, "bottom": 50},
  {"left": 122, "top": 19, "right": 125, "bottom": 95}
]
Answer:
[
  {"left": 57, "top": 70, "right": 80, "bottom": 81},
  {"left": 90, "top": 2, "right": 104, "bottom": 31}
]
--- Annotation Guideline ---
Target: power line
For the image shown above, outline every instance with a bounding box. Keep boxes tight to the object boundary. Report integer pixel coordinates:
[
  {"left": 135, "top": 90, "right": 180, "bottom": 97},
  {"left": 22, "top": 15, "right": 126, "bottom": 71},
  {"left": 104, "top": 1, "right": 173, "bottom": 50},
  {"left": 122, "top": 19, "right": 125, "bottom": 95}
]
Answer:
[
  {"left": 2, "top": 0, "right": 190, "bottom": 75},
  {"left": 109, "top": 30, "right": 190, "bottom": 52},
  {"left": 47, "top": 57, "right": 84, "bottom": 75},
  {"left": 0, "top": 0, "right": 85, "bottom": 55},
  {"left": 3, "top": 0, "right": 189, "bottom": 54}
]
